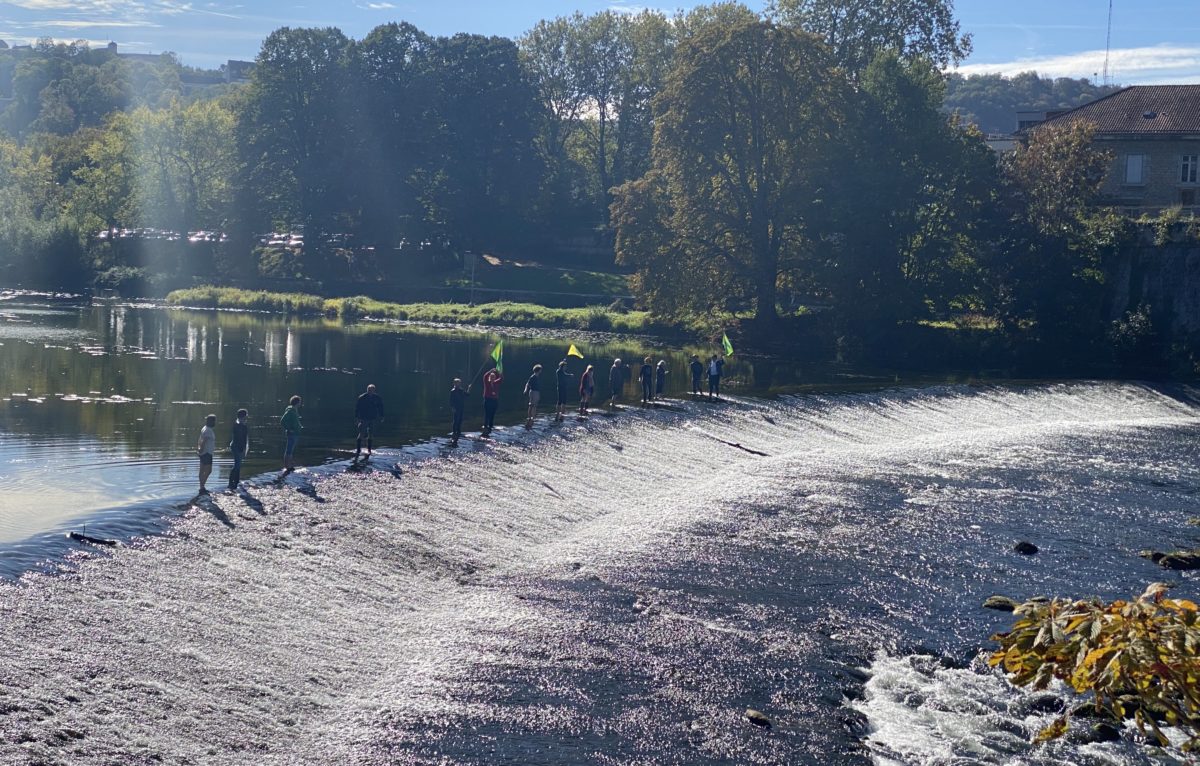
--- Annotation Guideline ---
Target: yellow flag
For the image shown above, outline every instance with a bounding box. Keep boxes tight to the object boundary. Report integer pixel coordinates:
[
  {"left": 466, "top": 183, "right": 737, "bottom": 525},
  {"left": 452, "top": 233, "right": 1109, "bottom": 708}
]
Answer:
[{"left": 567, "top": 344, "right": 584, "bottom": 358}]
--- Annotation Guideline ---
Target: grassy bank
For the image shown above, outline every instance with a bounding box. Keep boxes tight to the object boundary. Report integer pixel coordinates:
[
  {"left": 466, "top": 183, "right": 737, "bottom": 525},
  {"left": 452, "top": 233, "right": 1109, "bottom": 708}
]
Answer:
[{"left": 165, "top": 286, "right": 661, "bottom": 334}]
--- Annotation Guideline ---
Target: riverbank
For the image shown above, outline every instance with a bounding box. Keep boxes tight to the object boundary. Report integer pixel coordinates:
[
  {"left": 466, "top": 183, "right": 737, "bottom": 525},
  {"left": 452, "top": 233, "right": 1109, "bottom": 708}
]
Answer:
[{"left": 166, "top": 286, "right": 673, "bottom": 335}]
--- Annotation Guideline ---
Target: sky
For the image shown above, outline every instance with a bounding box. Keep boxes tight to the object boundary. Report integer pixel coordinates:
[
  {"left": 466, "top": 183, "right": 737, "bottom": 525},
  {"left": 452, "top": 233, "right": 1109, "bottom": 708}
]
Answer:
[{"left": 0, "top": 0, "right": 1196, "bottom": 85}]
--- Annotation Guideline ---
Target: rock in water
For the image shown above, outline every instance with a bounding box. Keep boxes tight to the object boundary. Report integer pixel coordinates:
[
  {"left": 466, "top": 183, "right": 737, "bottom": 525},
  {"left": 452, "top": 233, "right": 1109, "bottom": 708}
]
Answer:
[
  {"left": 745, "top": 709, "right": 771, "bottom": 728},
  {"left": 1013, "top": 541, "right": 1039, "bottom": 555},
  {"left": 1158, "top": 552, "right": 1200, "bottom": 570},
  {"left": 983, "top": 595, "right": 1019, "bottom": 612},
  {"left": 1139, "top": 549, "right": 1167, "bottom": 563},
  {"left": 1089, "top": 723, "right": 1122, "bottom": 743}
]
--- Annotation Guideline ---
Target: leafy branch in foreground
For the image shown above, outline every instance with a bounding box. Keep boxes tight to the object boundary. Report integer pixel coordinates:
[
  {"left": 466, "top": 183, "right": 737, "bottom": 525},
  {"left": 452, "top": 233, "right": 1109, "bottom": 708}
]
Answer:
[{"left": 989, "top": 583, "right": 1200, "bottom": 749}]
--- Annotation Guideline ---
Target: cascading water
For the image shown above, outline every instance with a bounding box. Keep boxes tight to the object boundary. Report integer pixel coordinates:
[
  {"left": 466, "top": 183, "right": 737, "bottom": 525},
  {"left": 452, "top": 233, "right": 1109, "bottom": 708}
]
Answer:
[{"left": 1, "top": 382, "right": 1198, "bottom": 765}]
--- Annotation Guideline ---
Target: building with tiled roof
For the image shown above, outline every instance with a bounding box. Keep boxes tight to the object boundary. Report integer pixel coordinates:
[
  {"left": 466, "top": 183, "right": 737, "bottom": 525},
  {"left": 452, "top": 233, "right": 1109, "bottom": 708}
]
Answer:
[{"left": 1032, "top": 85, "right": 1200, "bottom": 214}]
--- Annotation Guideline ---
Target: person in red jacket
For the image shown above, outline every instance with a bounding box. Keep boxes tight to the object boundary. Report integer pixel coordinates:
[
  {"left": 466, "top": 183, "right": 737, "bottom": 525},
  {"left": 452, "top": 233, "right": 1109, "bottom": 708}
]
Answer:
[{"left": 481, "top": 365, "right": 503, "bottom": 434}]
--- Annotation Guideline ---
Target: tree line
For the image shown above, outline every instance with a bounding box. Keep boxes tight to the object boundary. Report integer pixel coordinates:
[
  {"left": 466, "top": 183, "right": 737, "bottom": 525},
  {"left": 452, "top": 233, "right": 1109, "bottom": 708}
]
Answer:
[{"left": 0, "top": 0, "right": 1161, "bottom": 367}]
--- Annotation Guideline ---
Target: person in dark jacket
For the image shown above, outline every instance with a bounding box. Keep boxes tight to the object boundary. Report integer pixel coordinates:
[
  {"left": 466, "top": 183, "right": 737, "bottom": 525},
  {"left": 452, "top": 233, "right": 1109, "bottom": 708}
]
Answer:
[
  {"left": 228, "top": 408, "right": 249, "bottom": 491},
  {"left": 354, "top": 383, "right": 384, "bottom": 458},
  {"left": 555, "top": 359, "right": 575, "bottom": 420},
  {"left": 639, "top": 356, "right": 653, "bottom": 404},
  {"left": 608, "top": 358, "right": 623, "bottom": 408},
  {"left": 280, "top": 395, "right": 302, "bottom": 472},
  {"left": 689, "top": 354, "right": 704, "bottom": 396},
  {"left": 655, "top": 360, "right": 668, "bottom": 399},
  {"left": 449, "top": 378, "right": 467, "bottom": 440}
]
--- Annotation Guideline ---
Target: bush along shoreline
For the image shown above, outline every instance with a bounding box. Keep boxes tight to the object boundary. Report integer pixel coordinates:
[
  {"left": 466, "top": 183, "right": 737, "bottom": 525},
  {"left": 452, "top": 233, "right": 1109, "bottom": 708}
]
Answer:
[{"left": 165, "top": 286, "right": 667, "bottom": 335}]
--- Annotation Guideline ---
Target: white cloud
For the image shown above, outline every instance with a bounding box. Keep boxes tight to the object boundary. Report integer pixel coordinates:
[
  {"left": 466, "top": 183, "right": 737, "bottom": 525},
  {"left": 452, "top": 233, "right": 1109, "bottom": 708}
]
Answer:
[
  {"left": 957, "top": 44, "right": 1200, "bottom": 85},
  {"left": 8, "top": 19, "right": 160, "bottom": 29},
  {"left": 354, "top": 2, "right": 394, "bottom": 9}
]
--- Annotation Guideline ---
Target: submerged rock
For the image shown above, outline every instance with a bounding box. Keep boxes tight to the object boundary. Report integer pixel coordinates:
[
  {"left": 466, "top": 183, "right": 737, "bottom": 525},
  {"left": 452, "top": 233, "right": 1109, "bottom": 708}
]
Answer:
[
  {"left": 983, "top": 595, "right": 1019, "bottom": 612},
  {"left": 1013, "top": 541, "right": 1039, "bottom": 555},
  {"left": 1011, "top": 692, "right": 1065, "bottom": 717},
  {"left": 744, "top": 708, "right": 771, "bottom": 728},
  {"left": 1159, "top": 552, "right": 1200, "bottom": 570}
]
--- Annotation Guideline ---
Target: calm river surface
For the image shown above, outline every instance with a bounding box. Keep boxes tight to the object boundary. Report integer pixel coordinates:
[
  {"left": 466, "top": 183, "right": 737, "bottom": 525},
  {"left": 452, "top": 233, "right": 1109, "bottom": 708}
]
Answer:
[{"left": 1, "top": 298, "right": 1198, "bottom": 766}]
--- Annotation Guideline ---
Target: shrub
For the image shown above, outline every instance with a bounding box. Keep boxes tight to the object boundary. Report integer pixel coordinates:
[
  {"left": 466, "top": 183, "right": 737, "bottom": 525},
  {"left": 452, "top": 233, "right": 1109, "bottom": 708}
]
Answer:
[{"left": 989, "top": 583, "right": 1200, "bottom": 749}]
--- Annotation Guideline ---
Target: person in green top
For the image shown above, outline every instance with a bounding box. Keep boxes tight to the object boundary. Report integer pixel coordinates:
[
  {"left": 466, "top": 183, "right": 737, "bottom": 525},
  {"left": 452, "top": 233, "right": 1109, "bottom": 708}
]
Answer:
[{"left": 280, "top": 394, "right": 302, "bottom": 473}]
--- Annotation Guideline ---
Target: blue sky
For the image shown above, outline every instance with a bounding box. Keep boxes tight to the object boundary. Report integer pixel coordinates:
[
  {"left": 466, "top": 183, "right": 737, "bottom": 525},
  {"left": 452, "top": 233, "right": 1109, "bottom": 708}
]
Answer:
[{"left": 0, "top": 0, "right": 1196, "bottom": 84}]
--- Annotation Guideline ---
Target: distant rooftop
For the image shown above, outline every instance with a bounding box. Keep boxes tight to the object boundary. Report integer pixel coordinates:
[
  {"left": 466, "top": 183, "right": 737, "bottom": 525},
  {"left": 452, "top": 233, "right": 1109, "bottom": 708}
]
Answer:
[{"left": 1039, "top": 85, "right": 1200, "bottom": 135}]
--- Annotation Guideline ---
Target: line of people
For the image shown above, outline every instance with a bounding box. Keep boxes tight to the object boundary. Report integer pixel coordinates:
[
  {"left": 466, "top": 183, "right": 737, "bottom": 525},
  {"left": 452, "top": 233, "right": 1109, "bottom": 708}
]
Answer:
[{"left": 193, "top": 353, "right": 727, "bottom": 494}]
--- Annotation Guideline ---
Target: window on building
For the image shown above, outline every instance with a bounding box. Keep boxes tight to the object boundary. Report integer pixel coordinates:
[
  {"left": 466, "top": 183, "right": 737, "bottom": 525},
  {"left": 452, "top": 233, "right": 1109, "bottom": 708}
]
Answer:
[
  {"left": 1182, "top": 155, "right": 1198, "bottom": 184},
  {"left": 1125, "top": 154, "right": 1147, "bottom": 184},
  {"left": 1183, "top": 189, "right": 1197, "bottom": 207}
]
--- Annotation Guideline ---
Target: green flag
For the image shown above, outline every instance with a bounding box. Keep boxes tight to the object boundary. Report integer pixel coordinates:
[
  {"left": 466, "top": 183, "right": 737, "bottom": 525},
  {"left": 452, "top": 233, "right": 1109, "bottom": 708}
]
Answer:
[
  {"left": 722, "top": 332, "right": 734, "bottom": 357},
  {"left": 491, "top": 339, "right": 504, "bottom": 373}
]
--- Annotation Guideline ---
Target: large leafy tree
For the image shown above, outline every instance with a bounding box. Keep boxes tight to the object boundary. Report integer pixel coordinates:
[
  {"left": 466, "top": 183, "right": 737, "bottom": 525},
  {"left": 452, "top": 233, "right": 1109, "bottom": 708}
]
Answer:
[
  {"left": 771, "top": 0, "right": 971, "bottom": 74},
  {"left": 820, "top": 52, "right": 997, "bottom": 330},
  {"left": 354, "top": 22, "right": 436, "bottom": 249},
  {"left": 421, "top": 33, "right": 545, "bottom": 253},
  {"left": 613, "top": 18, "right": 846, "bottom": 324},
  {"left": 239, "top": 27, "right": 355, "bottom": 272},
  {"left": 989, "top": 120, "right": 1121, "bottom": 338}
]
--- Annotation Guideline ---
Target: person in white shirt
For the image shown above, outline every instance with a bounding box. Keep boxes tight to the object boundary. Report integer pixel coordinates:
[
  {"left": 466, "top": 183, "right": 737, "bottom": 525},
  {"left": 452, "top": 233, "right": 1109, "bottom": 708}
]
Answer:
[{"left": 197, "top": 413, "right": 217, "bottom": 495}]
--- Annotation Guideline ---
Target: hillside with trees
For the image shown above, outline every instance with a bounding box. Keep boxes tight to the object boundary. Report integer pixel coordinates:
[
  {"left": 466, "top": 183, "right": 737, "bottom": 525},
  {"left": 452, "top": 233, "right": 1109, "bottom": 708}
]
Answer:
[{"left": 944, "top": 71, "right": 1122, "bottom": 134}]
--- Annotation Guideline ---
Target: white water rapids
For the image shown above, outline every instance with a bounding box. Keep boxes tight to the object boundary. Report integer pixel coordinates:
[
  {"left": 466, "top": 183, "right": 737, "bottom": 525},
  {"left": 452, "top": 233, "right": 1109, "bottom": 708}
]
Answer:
[{"left": 1, "top": 382, "right": 1198, "bottom": 765}]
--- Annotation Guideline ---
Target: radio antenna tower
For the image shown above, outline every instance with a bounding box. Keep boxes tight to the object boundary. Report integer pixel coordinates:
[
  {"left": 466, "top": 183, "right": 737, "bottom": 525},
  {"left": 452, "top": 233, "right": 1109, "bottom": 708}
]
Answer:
[{"left": 1102, "top": 0, "right": 1114, "bottom": 86}]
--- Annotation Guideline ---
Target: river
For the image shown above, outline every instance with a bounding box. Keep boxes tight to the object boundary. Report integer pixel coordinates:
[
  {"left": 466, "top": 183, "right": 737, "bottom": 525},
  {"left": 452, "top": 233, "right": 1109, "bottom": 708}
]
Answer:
[{"left": 0, "top": 298, "right": 1197, "bottom": 765}]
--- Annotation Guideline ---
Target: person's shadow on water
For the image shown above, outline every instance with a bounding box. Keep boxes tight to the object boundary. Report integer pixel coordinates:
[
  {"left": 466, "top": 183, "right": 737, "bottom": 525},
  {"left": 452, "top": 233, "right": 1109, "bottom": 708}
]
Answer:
[{"left": 192, "top": 494, "right": 235, "bottom": 529}]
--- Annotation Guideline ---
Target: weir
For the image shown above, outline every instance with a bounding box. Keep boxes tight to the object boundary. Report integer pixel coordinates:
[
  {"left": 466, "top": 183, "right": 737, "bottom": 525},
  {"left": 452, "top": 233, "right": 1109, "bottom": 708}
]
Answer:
[{"left": 1, "top": 382, "right": 1198, "bottom": 764}]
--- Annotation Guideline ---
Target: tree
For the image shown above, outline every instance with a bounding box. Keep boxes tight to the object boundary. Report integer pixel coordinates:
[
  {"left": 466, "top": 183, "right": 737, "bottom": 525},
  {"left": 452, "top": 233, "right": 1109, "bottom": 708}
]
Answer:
[
  {"left": 126, "top": 99, "right": 237, "bottom": 233},
  {"left": 771, "top": 0, "right": 971, "bottom": 74},
  {"left": 820, "top": 52, "right": 998, "bottom": 330},
  {"left": 354, "top": 22, "right": 436, "bottom": 249},
  {"left": 613, "top": 18, "right": 846, "bottom": 324},
  {"left": 989, "top": 120, "right": 1123, "bottom": 338},
  {"left": 421, "top": 34, "right": 545, "bottom": 253},
  {"left": 239, "top": 27, "right": 355, "bottom": 274}
]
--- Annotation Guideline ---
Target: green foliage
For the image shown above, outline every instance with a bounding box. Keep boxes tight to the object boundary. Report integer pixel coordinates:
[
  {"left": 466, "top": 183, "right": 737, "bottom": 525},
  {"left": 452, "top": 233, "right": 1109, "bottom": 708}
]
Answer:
[
  {"left": 166, "top": 287, "right": 661, "bottom": 333},
  {"left": 990, "top": 583, "right": 1200, "bottom": 750},
  {"left": 1109, "top": 303, "right": 1160, "bottom": 369},
  {"left": 1141, "top": 206, "right": 1200, "bottom": 247},
  {"left": 771, "top": 0, "right": 972, "bottom": 74},
  {"left": 614, "top": 17, "right": 846, "bottom": 324}
]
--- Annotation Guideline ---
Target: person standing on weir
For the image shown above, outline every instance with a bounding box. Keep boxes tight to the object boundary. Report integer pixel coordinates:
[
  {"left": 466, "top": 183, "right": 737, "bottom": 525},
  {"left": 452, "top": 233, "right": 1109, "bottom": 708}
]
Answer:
[
  {"left": 481, "top": 364, "right": 502, "bottom": 434},
  {"left": 280, "top": 395, "right": 302, "bottom": 473},
  {"left": 609, "top": 358, "right": 623, "bottom": 408},
  {"left": 354, "top": 383, "right": 384, "bottom": 459},
  {"left": 579, "top": 364, "right": 595, "bottom": 415},
  {"left": 707, "top": 355, "right": 724, "bottom": 400},
  {"left": 655, "top": 360, "right": 668, "bottom": 399},
  {"left": 228, "top": 408, "right": 249, "bottom": 491},
  {"left": 555, "top": 359, "right": 575, "bottom": 420},
  {"left": 524, "top": 364, "right": 543, "bottom": 427},
  {"left": 689, "top": 354, "right": 704, "bottom": 396},
  {"left": 639, "top": 356, "right": 654, "bottom": 404},
  {"left": 197, "top": 413, "right": 217, "bottom": 494},
  {"left": 450, "top": 378, "right": 467, "bottom": 440}
]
